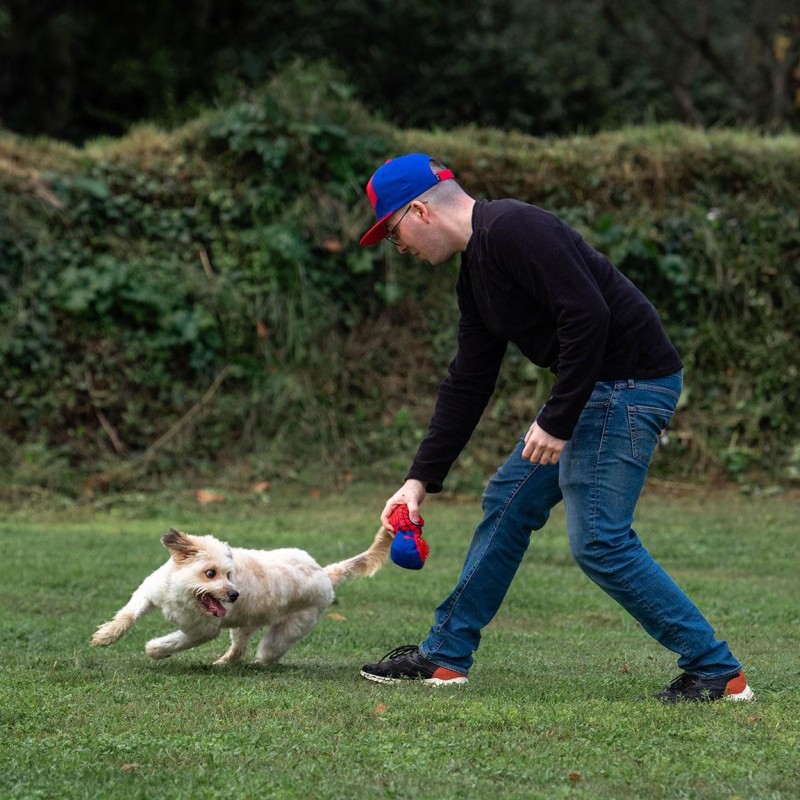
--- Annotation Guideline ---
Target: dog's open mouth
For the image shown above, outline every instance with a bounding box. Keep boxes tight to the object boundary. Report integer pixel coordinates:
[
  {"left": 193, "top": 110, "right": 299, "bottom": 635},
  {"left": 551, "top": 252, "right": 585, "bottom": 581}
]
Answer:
[{"left": 198, "top": 592, "right": 227, "bottom": 618}]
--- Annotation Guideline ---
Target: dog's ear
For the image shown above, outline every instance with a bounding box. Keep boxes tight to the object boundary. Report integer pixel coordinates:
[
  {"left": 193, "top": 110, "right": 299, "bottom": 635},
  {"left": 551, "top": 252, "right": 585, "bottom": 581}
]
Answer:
[{"left": 161, "top": 528, "right": 198, "bottom": 562}]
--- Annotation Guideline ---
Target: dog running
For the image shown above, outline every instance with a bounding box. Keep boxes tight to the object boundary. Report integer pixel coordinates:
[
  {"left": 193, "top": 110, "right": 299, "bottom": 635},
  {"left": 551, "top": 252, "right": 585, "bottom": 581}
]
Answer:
[{"left": 91, "top": 526, "right": 392, "bottom": 665}]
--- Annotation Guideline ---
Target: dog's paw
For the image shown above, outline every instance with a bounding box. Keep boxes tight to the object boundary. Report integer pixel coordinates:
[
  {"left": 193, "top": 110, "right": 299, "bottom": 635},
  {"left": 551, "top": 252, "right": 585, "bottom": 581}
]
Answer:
[
  {"left": 252, "top": 653, "right": 283, "bottom": 665},
  {"left": 213, "top": 648, "right": 245, "bottom": 666},
  {"left": 145, "top": 640, "right": 173, "bottom": 660},
  {"left": 91, "top": 621, "right": 123, "bottom": 647}
]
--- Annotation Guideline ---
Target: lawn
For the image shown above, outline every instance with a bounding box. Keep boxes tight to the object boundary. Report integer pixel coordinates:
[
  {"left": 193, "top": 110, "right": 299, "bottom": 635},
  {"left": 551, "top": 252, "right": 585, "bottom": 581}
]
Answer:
[{"left": 1, "top": 482, "right": 798, "bottom": 799}]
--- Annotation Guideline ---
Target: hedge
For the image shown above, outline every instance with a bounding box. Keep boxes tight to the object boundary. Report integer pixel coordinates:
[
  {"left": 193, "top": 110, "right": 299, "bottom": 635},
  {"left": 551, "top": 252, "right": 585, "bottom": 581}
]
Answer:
[{"left": 2, "top": 63, "right": 799, "bottom": 494}]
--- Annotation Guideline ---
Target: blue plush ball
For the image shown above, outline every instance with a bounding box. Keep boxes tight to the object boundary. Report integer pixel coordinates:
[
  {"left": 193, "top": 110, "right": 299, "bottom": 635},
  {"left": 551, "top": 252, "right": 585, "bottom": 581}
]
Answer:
[{"left": 390, "top": 531, "right": 428, "bottom": 570}]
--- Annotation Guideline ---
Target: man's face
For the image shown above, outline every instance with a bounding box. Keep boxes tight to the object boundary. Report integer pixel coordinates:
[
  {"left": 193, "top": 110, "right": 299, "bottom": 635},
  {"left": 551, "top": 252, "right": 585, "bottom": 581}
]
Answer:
[{"left": 384, "top": 200, "right": 453, "bottom": 265}]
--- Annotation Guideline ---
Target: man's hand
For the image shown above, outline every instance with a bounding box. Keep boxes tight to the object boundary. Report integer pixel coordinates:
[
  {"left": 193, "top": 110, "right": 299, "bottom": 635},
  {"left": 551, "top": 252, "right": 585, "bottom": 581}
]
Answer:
[
  {"left": 522, "top": 421, "right": 566, "bottom": 465},
  {"left": 381, "top": 479, "right": 427, "bottom": 529}
]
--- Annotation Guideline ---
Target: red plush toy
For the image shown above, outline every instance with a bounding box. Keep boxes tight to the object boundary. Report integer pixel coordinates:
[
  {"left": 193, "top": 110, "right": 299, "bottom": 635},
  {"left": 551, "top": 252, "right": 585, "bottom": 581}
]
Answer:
[{"left": 387, "top": 505, "right": 430, "bottom": 570}]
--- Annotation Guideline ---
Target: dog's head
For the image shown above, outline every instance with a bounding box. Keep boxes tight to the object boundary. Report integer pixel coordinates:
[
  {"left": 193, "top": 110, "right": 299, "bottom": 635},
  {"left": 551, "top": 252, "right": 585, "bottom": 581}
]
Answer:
[{"left": 161, "top": 528, "right": 239, "bottom": 618}]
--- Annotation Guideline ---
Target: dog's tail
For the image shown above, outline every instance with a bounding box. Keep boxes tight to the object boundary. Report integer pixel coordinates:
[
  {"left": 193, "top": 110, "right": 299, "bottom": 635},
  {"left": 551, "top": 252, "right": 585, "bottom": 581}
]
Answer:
[{"left": 324, "top": 526, "right": 394, "bottom": 589}]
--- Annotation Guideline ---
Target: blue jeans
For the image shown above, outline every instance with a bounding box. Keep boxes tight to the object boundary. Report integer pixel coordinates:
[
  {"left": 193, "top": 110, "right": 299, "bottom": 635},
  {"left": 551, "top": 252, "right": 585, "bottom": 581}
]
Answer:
[{"left": 420, "top": 372, "right": 741, "bottom": 679}]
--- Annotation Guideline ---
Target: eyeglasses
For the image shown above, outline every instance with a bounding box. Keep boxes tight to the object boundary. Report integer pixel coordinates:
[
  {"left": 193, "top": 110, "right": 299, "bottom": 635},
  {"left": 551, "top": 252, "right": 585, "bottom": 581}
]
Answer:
[{"left": 385, "top": 204, "right": 412, "bottom": 246}]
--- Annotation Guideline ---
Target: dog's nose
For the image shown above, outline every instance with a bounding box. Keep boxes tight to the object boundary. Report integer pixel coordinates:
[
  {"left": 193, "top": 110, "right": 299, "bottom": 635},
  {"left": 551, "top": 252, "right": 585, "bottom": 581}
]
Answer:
[{"left": 227, "top": 590, "right": 239, "bottom": 603}]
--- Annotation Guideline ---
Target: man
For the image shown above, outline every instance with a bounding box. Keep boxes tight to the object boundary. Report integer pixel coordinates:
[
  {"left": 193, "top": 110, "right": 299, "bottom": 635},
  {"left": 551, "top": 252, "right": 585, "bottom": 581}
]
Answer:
[{"left": 357, "top": 153, "right": 754, "bottom": 702}]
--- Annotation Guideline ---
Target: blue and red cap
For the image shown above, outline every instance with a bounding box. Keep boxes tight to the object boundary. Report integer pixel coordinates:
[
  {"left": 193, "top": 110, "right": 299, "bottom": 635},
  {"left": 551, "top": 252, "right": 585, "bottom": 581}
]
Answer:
[{"left": 359, "top": 153, "right": 455, "bottom": 247}]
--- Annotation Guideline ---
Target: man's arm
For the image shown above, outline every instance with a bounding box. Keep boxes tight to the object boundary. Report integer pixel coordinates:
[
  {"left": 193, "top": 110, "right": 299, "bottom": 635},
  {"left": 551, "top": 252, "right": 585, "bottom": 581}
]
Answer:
[{"left": 406, "top": 311, "right": 507, "bottom": 493}]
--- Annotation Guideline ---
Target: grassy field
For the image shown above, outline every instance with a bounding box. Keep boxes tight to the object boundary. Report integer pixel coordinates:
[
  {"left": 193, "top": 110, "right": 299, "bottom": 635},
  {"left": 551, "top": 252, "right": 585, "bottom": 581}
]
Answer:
[{"left": 1, "top": 482, "right": 798, "bottom": 799}]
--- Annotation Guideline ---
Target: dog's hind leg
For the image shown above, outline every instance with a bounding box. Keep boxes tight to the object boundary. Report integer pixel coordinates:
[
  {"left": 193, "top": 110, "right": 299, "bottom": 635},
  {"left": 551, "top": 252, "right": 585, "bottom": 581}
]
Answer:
[
  {"left": 145, "top": 630, "right": 217, "bottom": 660},
  {"left": 253, "top": 608, "right": 324, "bottom": 665},
  {"left": 214, "top": 627, "right": 259, "bottom": 665}
]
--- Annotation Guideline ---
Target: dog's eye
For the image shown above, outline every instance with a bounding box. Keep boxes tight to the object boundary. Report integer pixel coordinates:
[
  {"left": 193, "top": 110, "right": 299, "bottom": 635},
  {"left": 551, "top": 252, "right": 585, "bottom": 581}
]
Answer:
[{"left": 205, "top": 569, "right": 217, "bottom": 578}]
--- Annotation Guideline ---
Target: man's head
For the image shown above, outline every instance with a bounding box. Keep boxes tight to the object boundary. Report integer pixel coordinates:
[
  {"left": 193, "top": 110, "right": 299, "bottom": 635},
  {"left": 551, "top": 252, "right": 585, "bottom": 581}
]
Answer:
[
  {"left": 359, "top": 154, "right": 454, "bottom": 246},
  {"left": 359, "top": 153, "right": 473, "bottom": 263}
]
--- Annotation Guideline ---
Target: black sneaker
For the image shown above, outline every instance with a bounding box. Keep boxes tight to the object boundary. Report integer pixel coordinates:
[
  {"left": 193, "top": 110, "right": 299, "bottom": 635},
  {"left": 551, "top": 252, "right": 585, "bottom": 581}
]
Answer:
[
  {"left": 656, "top": 670, "right": 755, "bottom": 703},
  {"left": 360, "top": 645, "right": 468, "bottom": 685}
]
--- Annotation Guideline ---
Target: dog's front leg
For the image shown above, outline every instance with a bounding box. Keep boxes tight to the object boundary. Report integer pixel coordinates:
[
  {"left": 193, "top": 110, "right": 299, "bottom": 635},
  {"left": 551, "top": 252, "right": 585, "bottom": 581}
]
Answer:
[
  {"left": 213, "top": 627, "right": 259, "bottom": 665},
  {"left": 91, "top": 593, "right": 156, "bottom": 647},
  {"left": 145, "top": 629, "right": 217, "bottom": 660}
]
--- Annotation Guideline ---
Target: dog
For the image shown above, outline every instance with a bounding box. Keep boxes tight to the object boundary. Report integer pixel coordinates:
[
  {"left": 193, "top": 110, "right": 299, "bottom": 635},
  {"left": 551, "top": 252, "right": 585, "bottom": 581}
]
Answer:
[{"left": 91, "top": 526, "right": 392, "bottom": 665}]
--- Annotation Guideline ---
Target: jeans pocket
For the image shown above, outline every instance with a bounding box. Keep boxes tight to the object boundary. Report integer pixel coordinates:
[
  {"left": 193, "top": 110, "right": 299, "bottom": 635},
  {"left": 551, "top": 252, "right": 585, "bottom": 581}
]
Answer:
[{"left": 627, "top": 404, "right": 675, "bottom": 463}]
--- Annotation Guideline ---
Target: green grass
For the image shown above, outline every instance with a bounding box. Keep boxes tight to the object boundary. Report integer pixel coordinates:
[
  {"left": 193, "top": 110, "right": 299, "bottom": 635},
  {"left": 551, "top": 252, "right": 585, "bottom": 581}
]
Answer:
[{"left": 1, "top": 483, "right": 798, "bottom": 799}]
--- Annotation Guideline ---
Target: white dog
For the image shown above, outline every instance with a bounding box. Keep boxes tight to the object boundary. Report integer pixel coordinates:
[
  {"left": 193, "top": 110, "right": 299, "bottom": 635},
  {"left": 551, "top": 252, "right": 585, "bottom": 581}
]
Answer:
[{"left": 91, "top": 526, "right": 392, "bottom": 665}]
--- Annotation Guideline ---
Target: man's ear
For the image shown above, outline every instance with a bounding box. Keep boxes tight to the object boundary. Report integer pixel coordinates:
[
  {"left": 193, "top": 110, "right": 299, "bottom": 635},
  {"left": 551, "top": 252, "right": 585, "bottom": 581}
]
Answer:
[{"left": 411, "top": 199, "right": 430, "bottom": 221}]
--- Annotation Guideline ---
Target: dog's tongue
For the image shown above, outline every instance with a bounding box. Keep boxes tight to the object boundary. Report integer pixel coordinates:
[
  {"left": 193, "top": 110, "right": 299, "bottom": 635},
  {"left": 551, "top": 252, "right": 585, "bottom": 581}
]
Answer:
[
  {"left": 209, "top": 599, "right": 227, "bottom": 618},
  {"left": 201, "top": 594, "right": 227, "bottom": 618}
]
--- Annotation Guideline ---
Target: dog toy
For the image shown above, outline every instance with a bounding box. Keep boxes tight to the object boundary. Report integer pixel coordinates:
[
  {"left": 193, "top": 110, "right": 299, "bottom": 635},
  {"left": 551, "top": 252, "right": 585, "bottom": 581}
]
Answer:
[{"left": 387, "top": 505, "right": 430, "bottom": 570}]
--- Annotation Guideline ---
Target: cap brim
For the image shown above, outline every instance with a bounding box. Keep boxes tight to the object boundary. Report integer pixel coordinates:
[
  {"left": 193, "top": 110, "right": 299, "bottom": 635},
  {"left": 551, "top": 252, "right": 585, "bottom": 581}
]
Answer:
[{"left": 359, "top": 213, "right": 392, "bottom": 247}]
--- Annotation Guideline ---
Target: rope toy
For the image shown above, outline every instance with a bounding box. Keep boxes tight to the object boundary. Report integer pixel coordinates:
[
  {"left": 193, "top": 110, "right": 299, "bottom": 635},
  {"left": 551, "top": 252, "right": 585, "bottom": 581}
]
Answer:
[{"left": 387, "top": 505, "right": 430, "bottom": 570}]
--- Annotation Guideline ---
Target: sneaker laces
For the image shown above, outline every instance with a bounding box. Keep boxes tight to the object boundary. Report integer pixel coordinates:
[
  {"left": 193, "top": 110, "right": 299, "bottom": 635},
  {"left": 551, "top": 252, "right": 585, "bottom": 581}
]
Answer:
[
  {"left": 377, "top": 644, "right": 420, "bottom": 663},
  {"left": 667, "top": 673, "right": 697, "bottom": 690}
]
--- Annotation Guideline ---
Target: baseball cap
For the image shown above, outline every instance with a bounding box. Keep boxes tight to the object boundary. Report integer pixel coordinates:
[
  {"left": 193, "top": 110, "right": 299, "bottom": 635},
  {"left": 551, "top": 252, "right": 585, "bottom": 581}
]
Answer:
[{"left": 359, "top": 153, "right": 455, "bottom": 247}]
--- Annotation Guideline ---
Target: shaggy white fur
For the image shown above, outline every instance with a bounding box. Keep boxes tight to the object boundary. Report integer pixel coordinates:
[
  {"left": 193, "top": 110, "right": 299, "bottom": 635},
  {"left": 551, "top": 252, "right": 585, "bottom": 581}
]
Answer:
[{"left": 91, "top": 526, "right": 392, "bottom": 665}]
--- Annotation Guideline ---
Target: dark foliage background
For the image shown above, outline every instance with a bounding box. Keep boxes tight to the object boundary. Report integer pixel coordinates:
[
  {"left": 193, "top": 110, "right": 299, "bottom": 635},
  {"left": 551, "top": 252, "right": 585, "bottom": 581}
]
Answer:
[
  {"left": 2, "top": 3, "right": 800, "bottom": 495},
  {"left": 1, "top": 0, "right": 798, "bottom": 143}
]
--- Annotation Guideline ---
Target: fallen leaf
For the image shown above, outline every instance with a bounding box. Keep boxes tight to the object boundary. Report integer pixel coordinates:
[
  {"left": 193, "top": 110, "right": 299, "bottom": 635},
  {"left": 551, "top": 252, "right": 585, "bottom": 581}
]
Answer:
[
  {"left": 375, "top": 704, "right": 388, "bottom": 714},
  {"left": 252, "top": 481, "right": 271, "bottom": 493},
  {"left": 327, "top": 613, "right": 347, "bottom": 621},
  {"left": 309, "top": 488, "right": 321, "bottom": 499},
  {"left": 620, "top": 663, "right": 630, "bottom": 674},
  {"left": 322, "top": 237, "right": 343, "bottom": 253},
  {"left": 568, "top": 773, "right": 581, "bottom": 782},
  {"left": 256, "top": 320, "right": 269, "bottom": 338},
  {"left": 195, "top": 489, "right": 226, "bottom": 505},
  {"left": 121, "top": 763, "right": 140, "bottom": 773}
]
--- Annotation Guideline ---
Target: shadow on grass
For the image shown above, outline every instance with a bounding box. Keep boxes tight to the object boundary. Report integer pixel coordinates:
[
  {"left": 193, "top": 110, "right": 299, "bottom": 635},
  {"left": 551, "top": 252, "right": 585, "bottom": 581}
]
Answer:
[{"left": 129, "top": 658, "right": 363, "bottom": 683}]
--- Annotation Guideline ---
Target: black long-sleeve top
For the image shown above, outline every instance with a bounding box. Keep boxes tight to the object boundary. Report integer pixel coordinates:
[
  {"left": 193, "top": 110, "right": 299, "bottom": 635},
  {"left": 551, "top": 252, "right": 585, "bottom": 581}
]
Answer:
[{"left": 407, "top": 199, "right": 683, "bottom": 493}]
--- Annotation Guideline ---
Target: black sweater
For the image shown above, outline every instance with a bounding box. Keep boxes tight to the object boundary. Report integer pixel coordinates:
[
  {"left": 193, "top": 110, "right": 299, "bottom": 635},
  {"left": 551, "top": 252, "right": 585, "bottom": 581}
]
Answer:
[{"left": 407, "top": 199, "right": 683, "bottom": 493}]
